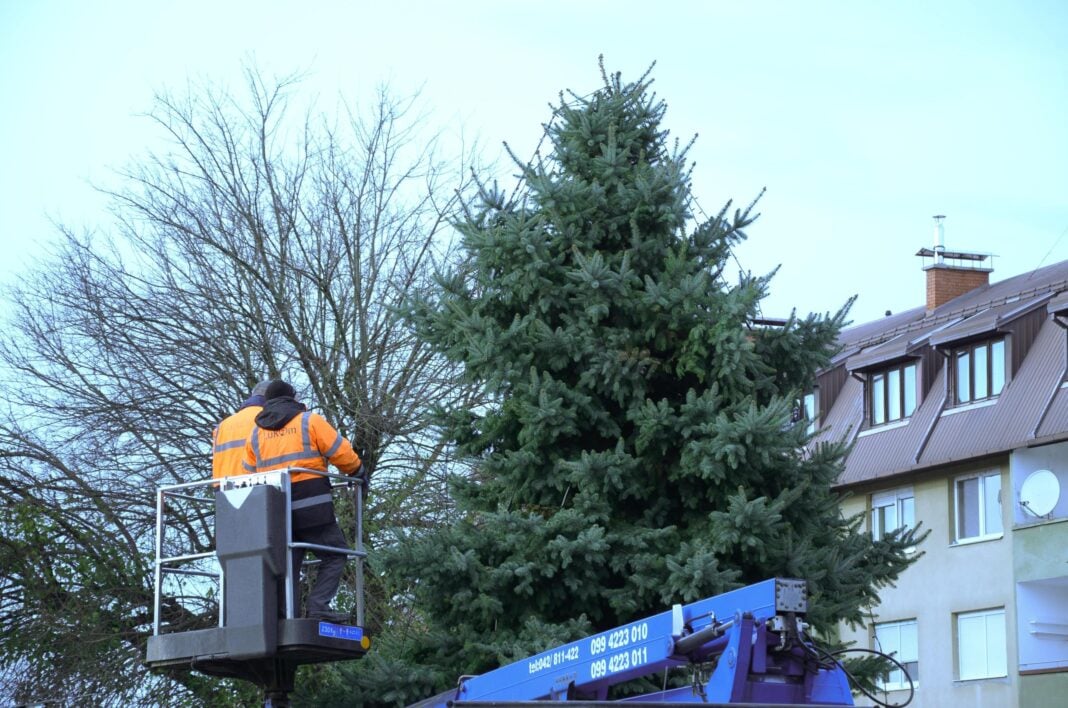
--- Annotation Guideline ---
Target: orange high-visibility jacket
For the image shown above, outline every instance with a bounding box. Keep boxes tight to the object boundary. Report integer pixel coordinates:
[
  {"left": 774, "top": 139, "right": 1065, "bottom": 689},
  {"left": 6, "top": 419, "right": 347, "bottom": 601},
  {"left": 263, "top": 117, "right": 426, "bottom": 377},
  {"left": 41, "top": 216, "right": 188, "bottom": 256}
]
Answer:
[
  {"left": 242, "top": 411, "right": 361, "bottom": 483},
  {"left": 212, "top": 405, "right": 263, "bottom": 479}
]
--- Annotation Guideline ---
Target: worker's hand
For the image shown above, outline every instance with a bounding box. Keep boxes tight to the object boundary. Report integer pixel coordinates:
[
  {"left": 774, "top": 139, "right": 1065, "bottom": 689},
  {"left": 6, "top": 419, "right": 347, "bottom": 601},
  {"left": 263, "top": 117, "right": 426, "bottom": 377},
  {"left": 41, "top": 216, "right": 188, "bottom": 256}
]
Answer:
[{"left": 352, "top": 465, "right": 370, "bottom": 496}]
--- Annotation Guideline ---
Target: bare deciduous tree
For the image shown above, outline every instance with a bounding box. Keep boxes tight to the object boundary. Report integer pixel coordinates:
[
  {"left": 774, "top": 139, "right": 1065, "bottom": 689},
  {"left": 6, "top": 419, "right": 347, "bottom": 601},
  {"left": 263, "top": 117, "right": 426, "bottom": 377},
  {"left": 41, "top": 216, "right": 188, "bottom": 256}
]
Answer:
[{"left": 0, "top": 69, "right": 481, "bottom": 705}]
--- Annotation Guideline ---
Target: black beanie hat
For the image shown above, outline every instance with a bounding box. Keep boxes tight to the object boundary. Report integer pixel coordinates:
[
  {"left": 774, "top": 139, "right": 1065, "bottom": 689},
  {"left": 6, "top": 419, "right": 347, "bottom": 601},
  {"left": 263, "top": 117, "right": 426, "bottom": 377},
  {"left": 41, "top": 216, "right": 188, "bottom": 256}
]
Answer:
[{"left": 265, "top": 380, "right": 297, "bottom": 400}]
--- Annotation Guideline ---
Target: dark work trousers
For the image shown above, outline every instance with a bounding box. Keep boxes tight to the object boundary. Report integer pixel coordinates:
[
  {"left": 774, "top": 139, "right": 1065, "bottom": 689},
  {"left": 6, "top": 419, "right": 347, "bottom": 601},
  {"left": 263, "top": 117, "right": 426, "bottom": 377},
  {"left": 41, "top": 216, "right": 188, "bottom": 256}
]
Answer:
[{"left": 289, "top": 519, "right": 349, "bottom": 616}]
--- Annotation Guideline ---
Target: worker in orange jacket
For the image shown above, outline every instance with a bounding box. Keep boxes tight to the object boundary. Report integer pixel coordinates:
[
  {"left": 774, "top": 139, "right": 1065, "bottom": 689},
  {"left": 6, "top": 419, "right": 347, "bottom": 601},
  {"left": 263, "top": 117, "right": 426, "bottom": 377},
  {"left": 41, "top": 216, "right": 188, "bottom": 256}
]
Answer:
[
  {"left": 242, "top": 379, "right": 365, "bottom": 622},
  {"left": 212, "top": 380, "right": 270, "bottom": 478}
]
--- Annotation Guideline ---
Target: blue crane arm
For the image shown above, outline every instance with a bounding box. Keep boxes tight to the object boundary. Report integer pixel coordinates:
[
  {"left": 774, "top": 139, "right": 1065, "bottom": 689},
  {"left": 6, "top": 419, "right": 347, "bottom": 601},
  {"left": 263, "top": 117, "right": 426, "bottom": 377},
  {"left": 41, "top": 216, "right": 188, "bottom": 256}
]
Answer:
[{"left": 420, "top": 578, "right": 853, "bottom": 706}]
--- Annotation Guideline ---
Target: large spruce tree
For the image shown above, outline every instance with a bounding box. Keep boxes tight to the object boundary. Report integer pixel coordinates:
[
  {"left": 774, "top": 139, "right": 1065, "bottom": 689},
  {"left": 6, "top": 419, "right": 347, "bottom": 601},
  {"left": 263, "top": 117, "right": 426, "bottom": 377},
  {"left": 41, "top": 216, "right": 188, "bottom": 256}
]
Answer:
[{"left": 348, "top": 64, "right": 916, "bottom": 704}]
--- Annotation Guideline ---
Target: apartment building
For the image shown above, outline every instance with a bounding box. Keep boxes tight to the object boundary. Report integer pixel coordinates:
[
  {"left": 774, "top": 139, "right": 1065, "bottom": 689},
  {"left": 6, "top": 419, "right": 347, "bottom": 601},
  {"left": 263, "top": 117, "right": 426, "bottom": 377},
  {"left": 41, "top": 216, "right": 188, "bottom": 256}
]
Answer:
[{"left": 811, "top": 226, "right": 1068, "bottom": 707}]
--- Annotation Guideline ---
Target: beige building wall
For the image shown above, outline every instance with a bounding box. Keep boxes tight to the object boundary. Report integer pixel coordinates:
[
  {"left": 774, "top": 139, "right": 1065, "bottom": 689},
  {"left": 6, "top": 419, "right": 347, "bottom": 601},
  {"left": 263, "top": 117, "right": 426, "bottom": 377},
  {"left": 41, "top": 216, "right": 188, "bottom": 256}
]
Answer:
[{"left": 839, "top": 464, "right": 1017, "bottom": 707}]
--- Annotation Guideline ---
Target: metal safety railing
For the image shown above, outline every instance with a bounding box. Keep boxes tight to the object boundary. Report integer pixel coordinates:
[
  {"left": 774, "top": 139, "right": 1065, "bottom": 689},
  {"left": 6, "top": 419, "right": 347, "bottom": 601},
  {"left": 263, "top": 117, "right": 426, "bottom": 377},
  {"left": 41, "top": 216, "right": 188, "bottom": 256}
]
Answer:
[{"left": 151, "top": 467, "right": 366, "bottom": 636}]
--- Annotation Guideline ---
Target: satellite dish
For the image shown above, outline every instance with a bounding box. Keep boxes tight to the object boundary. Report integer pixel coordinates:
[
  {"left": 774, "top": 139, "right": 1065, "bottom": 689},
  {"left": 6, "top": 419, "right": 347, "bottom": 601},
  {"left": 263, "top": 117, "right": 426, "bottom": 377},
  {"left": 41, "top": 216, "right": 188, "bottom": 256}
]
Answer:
[{"left": 1020, "top": 469, "right": 1060, "bottom": 517}]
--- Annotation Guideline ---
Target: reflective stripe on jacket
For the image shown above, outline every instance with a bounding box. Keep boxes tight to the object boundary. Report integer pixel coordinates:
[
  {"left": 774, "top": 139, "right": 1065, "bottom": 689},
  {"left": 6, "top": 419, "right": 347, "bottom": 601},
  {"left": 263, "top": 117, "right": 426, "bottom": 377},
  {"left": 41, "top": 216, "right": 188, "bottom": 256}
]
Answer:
[
  {"left": 242, "top": 411, "right": 361, "bottom": 483},
  {"left": 212, "top": 405, "right": 262, "bottom": 479}
]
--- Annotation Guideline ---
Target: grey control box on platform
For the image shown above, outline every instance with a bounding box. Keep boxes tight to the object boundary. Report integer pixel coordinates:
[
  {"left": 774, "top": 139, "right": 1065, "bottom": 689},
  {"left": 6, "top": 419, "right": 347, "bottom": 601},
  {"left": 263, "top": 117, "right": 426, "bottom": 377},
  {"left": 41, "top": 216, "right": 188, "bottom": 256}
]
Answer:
[{"left": 215, "top": 484, "right": 286, "bottom": 659}]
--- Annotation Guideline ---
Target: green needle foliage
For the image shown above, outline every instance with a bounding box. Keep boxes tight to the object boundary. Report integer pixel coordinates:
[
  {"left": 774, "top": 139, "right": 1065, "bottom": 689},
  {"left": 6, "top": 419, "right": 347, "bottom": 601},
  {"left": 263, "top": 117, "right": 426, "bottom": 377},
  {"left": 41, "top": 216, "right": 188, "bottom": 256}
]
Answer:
[{"left": 334, "top": 62, "right": 917, "bottom": 706}]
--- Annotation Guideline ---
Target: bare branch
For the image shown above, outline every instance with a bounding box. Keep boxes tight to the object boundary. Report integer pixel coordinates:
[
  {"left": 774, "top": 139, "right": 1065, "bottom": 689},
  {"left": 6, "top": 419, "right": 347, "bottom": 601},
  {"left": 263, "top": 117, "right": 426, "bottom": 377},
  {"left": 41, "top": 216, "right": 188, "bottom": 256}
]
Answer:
[{"left": 0, "top": 69, "right": 484, "bottom": 703}]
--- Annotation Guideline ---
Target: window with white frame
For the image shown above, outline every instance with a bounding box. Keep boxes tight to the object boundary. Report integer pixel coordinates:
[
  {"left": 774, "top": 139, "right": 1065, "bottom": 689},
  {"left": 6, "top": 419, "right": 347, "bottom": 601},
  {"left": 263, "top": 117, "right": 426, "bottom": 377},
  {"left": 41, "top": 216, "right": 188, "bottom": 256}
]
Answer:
[
  {"left": 957, "top": 608, "right": 1007, "bottom": 680},
  {"left": 871, "top": 487, "right": 915, "bottom": 542},
  {"left": 869, "top": 361, "right": 917, "bottom": 426},
  {"left": 954, "top": 339, "right": 1006, "bottom": 405},
  {"left": 802, "top": 390, "right": 817, "bottom": 435},
  {"left": 874, "top": 619, "right": 918, "bottom": 691},
  {"left": 954, "top": 470, "right": 1003, "bottom": 542}
]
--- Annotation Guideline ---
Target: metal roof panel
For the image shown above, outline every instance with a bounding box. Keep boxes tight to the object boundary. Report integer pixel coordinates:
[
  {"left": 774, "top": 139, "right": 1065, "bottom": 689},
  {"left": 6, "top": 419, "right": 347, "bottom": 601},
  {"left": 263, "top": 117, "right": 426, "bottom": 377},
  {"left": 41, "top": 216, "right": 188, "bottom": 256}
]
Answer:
[
  {"left": 928, "top": 293, "right": 1052, "bottom": 347},
  {"left": 1048, "top": 290, "right": 1068, "bottom": 314},
  {"left": 917, "top": 319, "right": 1063, "bottom": 465},
  {"left": 835, "top": 366, "right": 946, "bottom": 486},
  {"left": 824, "top": 260, "right": 1068, "bottom": 488}
]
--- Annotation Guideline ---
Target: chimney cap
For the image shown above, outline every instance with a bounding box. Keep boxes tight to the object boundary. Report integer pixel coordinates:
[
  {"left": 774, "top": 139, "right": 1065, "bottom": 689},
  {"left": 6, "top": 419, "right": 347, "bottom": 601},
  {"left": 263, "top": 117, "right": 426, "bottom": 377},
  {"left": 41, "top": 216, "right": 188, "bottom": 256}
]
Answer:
[{"left": 915, "top": 247, "right": 989, "bottom": 262}]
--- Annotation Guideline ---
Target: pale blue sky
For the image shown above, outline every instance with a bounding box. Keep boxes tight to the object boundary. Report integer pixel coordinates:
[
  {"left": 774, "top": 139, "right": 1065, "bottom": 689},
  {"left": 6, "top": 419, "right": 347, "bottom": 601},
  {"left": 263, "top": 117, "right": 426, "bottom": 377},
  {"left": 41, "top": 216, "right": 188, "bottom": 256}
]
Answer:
[{"left": 1, "top": 0, "right": 1065, "bottom": 325}]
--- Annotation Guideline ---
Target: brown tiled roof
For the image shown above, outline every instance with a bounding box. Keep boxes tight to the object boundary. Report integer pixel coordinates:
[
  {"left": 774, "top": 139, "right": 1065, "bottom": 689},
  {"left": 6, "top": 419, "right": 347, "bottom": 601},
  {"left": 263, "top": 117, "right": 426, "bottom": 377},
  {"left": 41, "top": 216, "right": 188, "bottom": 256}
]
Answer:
[
  {"left": 831, "top": 366, "right": 946, "bottom": 486},
  {"left": 839, "top": 260, "right": 1068, "bottom": 350},
  {"left": 1048, "top": 290, "right": 1068, "bottom": 314},
  {"left": 845, "top": 319, "right": 954, "bottom": 372},
  {"left": 824, "top": 258, "right": 1068, "bottom": 489},
  {"left": 1036, "top": 382, "right": 1068, "bottom": 440},
  {"left": 811, "top": 376, "right": 864, "bottom": 451},
  {"left": 840, "top": 307, "right": 926, "bottom": 349},
  {"left": 919, "top": 320, "right": 1061, "bottom": 463},
  {"left": 927, "top": 293, "right": 1051, "bottom": 346}
]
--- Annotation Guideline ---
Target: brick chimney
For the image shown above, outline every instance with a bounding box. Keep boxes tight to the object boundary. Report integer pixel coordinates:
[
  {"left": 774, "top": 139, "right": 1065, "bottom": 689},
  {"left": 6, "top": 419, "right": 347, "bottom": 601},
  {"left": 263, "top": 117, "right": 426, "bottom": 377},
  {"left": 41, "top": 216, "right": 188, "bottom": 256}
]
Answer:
[{"left": 916, "top": 216, "right": 992, "bottom": 311}]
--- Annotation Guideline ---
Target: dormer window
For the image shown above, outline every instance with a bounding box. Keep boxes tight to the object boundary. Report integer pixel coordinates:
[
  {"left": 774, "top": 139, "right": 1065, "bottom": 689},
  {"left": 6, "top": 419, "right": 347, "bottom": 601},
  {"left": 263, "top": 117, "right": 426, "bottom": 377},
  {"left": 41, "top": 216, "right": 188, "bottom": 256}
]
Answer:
[
  {"left": 869, "top": 362, "right": 917, "bottom": 426},
  {"left": 953, "top": 339, "right": 1005, "bottom": 405}
]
